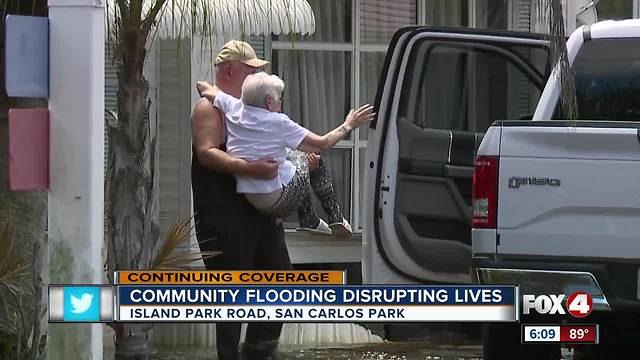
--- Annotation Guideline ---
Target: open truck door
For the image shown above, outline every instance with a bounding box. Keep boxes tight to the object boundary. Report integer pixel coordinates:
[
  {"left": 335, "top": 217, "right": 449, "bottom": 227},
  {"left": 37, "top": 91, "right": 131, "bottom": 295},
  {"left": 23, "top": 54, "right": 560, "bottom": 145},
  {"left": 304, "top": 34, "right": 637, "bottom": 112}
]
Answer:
[{"left": 362, "top": 27, "right": 550, "bottom": 284}]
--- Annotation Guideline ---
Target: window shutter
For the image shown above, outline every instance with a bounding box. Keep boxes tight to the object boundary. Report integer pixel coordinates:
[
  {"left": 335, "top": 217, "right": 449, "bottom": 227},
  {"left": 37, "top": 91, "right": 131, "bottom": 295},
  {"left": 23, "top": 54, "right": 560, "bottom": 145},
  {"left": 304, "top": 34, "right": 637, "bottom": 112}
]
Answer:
[
  {"left": 510, "top": 0, "right": 531, "bottom": 32},
  {"left": 508, "top": 0, "right": 536, "bottom": 119},
  {"left": 105, "top": 44, "right": 118, "bottom": 171},
  {"left": 248, "top": 35, "right": 271, "bottom": 62},
  {"left": 104, "top": 44, "right": 118, "bottom": 236}
]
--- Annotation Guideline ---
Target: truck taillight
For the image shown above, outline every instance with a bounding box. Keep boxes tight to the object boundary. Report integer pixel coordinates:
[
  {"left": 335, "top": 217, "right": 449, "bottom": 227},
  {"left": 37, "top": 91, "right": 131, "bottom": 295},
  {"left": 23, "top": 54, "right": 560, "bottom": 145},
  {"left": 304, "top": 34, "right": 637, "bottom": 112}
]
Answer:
[{"left": 472, "top": 156, "right": 498, "bottom": 229}]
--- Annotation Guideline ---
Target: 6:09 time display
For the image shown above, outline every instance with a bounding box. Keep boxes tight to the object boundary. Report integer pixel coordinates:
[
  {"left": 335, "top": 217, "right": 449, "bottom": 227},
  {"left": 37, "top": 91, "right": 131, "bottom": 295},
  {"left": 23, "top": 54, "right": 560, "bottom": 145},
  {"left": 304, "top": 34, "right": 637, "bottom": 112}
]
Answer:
[{"left": 524, "top": 325, "right": 560, "bottom": 342}]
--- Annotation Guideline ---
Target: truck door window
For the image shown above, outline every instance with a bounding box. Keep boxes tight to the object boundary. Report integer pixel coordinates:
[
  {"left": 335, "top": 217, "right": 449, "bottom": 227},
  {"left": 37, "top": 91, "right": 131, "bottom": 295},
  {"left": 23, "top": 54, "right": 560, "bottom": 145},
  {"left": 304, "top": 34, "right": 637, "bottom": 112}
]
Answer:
[
  {"left": 398, "top": 40, "right": 547, "bottom": 132},
  {"left": 560, "top": 38, "right": 640, "bottom": 121}
]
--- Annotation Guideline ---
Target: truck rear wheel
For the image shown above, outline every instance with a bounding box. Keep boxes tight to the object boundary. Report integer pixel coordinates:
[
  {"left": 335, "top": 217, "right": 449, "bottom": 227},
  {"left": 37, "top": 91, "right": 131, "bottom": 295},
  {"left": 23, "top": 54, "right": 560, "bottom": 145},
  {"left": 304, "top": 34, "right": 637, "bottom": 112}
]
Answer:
[{"left": 482, "top": 323, "right": 561, "bottom": 360}]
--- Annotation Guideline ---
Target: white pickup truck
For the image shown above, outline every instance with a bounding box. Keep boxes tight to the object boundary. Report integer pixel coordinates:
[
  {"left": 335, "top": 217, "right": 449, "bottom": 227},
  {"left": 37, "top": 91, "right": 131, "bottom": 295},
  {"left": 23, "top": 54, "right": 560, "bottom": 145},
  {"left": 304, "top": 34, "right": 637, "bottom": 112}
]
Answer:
[
  {"left": 362, "top": 19, "right": 640, "bottom": 359},
  {"left": 472, "top": 19, "right": 640, "bottom": 358}
]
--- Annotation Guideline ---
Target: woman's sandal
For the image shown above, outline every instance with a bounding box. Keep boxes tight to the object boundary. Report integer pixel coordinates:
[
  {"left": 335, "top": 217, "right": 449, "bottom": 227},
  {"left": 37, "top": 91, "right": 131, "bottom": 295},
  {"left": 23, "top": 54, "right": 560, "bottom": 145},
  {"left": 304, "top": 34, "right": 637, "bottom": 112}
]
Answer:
[
  {"left": 329, "top": 218, "right": 353, "bottom": 238},
  {"left": 296, "top": 218, "right": 332, "bottom": 236}
]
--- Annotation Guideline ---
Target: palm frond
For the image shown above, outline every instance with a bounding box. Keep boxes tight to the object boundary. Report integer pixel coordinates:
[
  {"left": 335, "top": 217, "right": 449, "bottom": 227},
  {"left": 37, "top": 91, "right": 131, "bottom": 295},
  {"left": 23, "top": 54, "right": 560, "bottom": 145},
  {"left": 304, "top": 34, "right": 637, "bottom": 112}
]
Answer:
[
  {"left": 0, "top": 220, "right": 30, "bottom": 293},
  {"left": 535, "top": 0, "right": 578, "bottom": 120},
  {"left": 150, "top": 217, "right": 219, "bottom": 270},
  {"left": 152, "top": 250, "right": 219, "bottom": 270}
]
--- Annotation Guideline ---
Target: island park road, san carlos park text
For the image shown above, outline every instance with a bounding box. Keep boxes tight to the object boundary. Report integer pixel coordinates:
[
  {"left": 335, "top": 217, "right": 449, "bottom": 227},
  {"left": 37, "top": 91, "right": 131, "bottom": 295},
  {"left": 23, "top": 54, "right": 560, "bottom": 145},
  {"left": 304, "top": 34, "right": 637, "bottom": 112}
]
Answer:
[{"left": 125, "top": 306, "right": 409, "bottom": 321}]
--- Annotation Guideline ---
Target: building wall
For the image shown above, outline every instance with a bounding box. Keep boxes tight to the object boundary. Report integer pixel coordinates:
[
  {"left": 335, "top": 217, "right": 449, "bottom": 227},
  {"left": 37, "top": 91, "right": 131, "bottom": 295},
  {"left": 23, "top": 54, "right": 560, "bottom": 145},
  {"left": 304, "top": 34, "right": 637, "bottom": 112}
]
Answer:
[
  {"left": 267, "top": 0, "right": 640, "bottom": 238},
  {"left": 268, "top": 0, "right": 511, "bottom": 234}
]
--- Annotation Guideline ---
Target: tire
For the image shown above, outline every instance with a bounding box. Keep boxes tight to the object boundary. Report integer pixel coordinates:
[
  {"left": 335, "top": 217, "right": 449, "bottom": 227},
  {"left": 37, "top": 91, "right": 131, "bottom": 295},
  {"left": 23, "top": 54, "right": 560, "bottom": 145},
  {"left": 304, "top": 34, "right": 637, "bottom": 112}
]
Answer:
[{"left": 483, "top": 323, "right": 561, "bottom": 360}]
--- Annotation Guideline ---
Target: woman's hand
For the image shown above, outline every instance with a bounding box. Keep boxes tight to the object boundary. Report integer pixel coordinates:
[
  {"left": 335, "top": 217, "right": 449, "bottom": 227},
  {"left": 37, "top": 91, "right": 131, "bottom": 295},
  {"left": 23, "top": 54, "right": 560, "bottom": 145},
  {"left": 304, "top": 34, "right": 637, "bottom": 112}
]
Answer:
[
  {"left": 306, "top": 153, "right": 321, "bottom": 171},
  {"left": 298, "top": 105, "right": 375, "bottom": 153},
  {"left": 197, "top": 81, "right": 218, "bottom": 102},
  {"left": 344, "top": 104, "right": 376, "bottom": 130}
]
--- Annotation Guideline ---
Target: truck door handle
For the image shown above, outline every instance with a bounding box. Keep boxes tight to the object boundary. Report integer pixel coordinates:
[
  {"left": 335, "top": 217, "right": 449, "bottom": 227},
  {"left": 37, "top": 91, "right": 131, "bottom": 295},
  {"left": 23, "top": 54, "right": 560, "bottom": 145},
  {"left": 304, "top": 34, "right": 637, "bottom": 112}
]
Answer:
[{"left": 637, "top": 128, "right": 640, "bottom": 143}]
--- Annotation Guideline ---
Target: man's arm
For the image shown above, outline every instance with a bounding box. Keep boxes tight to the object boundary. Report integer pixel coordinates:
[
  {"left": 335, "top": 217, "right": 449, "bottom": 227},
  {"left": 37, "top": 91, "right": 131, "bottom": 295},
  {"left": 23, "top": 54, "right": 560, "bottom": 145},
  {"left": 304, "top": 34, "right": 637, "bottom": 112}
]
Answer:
[
  {"left": 191, "top": 99, "right": 277, "bottom": 179},
  {"left": 297, "top": 105, "right": 375, "bottom": 153}
]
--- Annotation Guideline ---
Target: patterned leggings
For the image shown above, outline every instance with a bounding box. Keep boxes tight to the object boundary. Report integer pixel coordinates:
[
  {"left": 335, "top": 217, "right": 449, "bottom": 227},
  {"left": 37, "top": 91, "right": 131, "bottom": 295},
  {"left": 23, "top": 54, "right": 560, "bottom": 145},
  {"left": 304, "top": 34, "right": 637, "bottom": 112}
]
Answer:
[{"left": 265, "top": 150, "right": 344, "bottom": 228}]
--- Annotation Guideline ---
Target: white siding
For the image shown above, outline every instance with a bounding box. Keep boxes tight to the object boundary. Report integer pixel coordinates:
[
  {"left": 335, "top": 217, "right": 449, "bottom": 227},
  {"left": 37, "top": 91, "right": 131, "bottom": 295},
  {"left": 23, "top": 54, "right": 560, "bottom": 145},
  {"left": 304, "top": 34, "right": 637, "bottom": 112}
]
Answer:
[{"left": 158, "top": 39, "right": 193, "bottom": 238}]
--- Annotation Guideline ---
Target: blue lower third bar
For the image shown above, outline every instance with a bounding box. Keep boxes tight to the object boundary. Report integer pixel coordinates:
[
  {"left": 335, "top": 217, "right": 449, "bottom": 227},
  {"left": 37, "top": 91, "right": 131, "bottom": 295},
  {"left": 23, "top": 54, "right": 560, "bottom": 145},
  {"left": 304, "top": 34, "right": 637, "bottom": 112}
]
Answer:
[{"left": 115, "top": 285, "right": 518, "bottom": 322}]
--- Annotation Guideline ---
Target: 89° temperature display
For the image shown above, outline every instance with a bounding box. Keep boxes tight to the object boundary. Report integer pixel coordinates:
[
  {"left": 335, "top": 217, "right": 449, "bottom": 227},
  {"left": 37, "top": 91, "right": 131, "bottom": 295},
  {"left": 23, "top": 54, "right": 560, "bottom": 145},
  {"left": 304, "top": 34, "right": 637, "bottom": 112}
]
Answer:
[{"left": 522, "top": 324, "right": 598, "bottom": 344}]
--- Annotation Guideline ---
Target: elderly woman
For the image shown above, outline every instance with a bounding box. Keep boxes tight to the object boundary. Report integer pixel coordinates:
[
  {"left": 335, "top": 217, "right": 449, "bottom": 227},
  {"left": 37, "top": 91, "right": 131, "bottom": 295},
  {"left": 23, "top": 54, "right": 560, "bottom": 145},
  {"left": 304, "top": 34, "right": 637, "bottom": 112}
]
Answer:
[{"left": 198, "top": 72, "right": 374, "bottom": 238}]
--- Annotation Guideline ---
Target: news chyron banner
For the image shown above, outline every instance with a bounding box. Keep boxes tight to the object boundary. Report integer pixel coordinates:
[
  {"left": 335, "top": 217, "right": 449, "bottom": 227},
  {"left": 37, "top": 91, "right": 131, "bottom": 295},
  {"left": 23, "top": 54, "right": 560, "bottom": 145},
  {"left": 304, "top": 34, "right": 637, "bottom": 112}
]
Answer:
[
  {"left": 115, "top": 270, "right": 346, "bottom": 285},
  {"left": 49, "top": 271, "right": 518, "bottom": 323}
]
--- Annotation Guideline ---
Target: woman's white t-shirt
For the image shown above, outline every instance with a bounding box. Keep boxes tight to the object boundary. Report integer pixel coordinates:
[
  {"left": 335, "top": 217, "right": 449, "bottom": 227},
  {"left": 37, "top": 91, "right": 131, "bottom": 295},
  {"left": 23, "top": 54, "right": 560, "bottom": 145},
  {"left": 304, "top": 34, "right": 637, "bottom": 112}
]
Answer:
[{"left": 213, "top": 91, "right": 309, "bottom": 194}]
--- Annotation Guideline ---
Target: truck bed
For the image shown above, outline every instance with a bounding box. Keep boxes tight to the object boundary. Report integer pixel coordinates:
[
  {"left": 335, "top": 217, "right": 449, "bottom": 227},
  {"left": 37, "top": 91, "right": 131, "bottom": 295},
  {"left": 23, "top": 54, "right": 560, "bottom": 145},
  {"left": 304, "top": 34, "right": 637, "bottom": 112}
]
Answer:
[{"left": 493, "top": 120, "right": 640, "bottom": 260}]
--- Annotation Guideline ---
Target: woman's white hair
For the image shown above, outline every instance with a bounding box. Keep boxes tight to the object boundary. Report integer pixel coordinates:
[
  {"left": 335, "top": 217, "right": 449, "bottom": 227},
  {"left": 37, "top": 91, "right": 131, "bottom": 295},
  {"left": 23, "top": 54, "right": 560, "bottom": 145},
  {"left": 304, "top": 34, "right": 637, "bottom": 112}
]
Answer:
[{"left": 241, "top": 72, "right": 285, "bottom": 109}]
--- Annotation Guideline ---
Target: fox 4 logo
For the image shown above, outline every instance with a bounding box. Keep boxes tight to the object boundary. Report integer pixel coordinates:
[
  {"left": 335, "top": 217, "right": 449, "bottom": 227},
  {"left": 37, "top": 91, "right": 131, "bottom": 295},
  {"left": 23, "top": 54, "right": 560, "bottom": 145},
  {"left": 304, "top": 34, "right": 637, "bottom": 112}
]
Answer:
[{"left": 522, "top": 291, "right": 593, "bottom": 318}]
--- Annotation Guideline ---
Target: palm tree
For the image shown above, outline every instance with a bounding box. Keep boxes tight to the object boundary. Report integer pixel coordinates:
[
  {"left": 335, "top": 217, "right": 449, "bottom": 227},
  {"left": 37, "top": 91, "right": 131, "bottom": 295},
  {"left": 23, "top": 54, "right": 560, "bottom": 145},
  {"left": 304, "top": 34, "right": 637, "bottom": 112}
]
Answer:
[
  {"left": 535, "top": 0, "right": 578, "bottom": 120},
  {"left": 0, "top": 218, "right": 42, "bottom": 360},
  {"left": 108, "top": 216, "right": 219, "bottom": 359},
  {"left": 104, "top": 0, "right": 314, "bottom": 358}
]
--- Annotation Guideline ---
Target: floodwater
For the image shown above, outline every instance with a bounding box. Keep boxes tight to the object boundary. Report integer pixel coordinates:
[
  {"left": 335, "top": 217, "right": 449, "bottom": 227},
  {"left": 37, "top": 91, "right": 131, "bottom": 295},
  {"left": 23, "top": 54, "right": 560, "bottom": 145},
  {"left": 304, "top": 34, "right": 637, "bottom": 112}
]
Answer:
[
  {"left": 139, "top": 342, "right": 484, "bottom": 360},
  {"left": 104, "top": 324, "right": 489, "bottom": 359},
  {"left": 106, "top": 342, "right": 585, "bottom": 360},
  {"left": 279, "top": 342, "right": 483, "bottom": 360}
]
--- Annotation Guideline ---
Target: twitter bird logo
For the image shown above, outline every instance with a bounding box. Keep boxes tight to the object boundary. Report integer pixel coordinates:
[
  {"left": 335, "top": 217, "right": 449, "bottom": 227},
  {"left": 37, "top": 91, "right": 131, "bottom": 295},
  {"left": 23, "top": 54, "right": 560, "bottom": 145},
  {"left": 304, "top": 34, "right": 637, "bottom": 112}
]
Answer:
[
  {"left": 63, "top": 287, "right": 101, "bottom": 321},
  {"left": 70, "top": 293, "right": 93, "bottom": 313}
]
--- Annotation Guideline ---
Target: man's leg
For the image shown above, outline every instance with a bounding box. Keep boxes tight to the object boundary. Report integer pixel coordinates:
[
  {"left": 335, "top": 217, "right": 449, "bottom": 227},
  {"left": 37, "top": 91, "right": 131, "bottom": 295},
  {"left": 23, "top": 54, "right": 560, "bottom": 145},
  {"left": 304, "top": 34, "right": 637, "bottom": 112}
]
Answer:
[
  {"left": 215, "top": 324, "right": 243, "bottom": 360},
  {"left": 195, "top": 187, "right": 290, "bottom": 359},
  {"left": 243, "top": 221, "right": 292, "bottom": 359},
  {"left": 194, "top": 202, "right": 258, "bottom": 360},
  {"left": 194, "top": 217, "right": 256, "bottom": 269}
]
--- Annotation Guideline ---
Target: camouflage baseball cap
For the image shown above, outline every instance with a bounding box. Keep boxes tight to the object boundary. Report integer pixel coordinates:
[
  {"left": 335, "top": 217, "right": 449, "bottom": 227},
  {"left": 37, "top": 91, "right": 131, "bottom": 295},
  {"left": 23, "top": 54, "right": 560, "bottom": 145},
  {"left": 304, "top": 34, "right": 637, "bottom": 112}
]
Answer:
[{"left": 215, "top": 40, "right": 269, "bottom": 68}]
